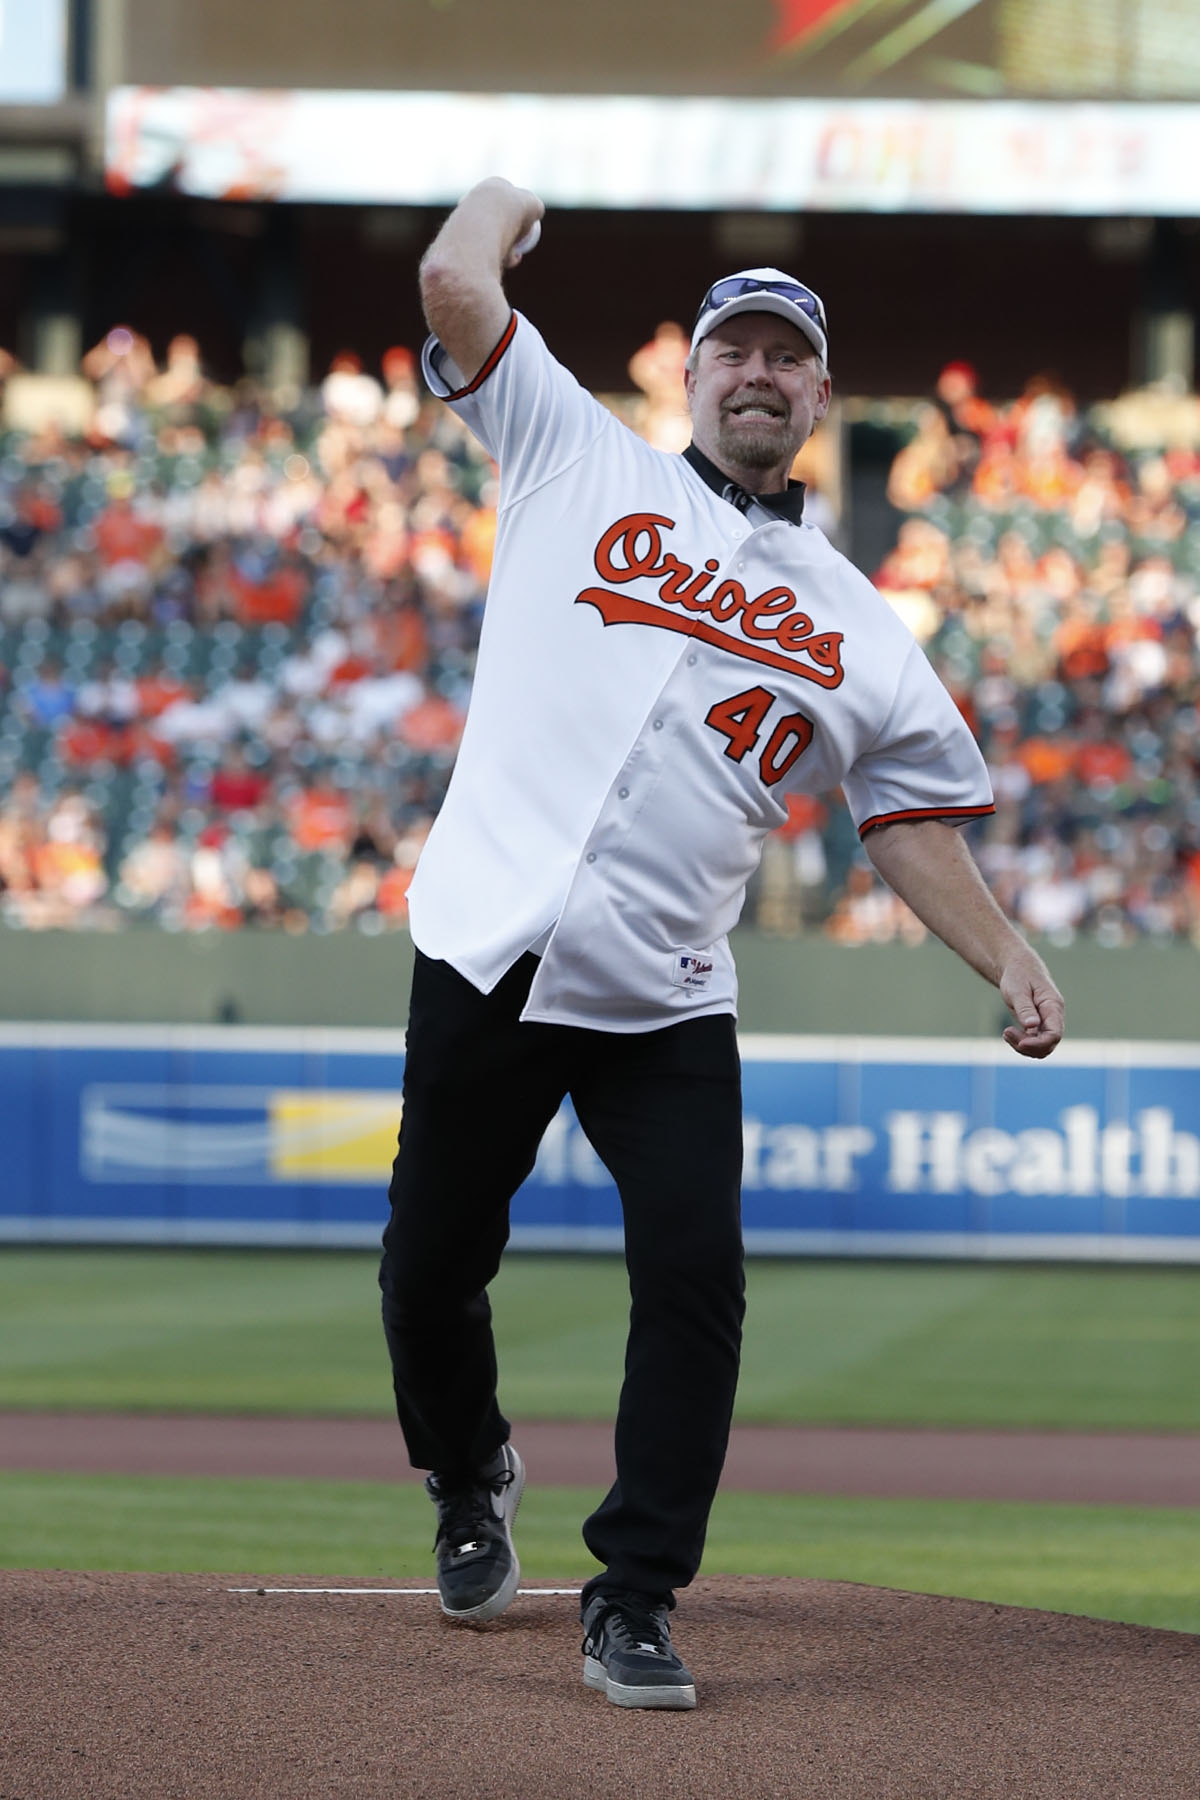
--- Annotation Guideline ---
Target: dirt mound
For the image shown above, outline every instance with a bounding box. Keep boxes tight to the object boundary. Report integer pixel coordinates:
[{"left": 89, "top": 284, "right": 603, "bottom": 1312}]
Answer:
[{"left": 4, "top": 1572, "right": 1197, "bottom": 1799}]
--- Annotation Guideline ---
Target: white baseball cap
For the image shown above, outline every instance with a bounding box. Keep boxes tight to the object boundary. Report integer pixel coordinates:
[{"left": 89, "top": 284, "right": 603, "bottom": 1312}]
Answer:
[{"left": 690, "top": 268, "right": 829, "bottom": 366}]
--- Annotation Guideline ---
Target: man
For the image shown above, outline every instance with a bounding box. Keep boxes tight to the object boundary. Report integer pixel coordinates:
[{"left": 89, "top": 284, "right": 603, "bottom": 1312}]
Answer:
[{"left": 379, "top": 178, "right": 1064, "bottom": 1712}]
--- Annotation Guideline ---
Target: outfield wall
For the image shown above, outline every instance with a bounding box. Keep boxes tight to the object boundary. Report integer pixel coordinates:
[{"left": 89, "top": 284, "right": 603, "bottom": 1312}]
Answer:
[
  {"left": 4, "top": 927, "right": 1200, "bottom": 1039},
  {"left": 4, "top": 1024, "right": 1200, "bottom": 1263}
]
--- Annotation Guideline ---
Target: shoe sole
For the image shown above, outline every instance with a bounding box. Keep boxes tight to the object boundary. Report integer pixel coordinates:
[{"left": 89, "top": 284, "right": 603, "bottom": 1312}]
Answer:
[
  {"left": 439, "top": 1448, "right": 526, "bottom": 1626},
  {"left": 582, "top": 1655, "right": 697, "bottom": 1710}
]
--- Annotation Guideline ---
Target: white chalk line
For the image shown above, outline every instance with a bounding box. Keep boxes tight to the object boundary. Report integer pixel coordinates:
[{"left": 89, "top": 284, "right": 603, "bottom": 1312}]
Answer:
[{"left": 228, "top": 1585, "right": 584, "bottom": 1597}]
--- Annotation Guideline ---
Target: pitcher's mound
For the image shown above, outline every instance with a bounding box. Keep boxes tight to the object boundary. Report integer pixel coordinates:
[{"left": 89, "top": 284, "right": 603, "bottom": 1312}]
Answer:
[{"left": 3, "top": 1572, "right": 1198, "bottom": 1799}]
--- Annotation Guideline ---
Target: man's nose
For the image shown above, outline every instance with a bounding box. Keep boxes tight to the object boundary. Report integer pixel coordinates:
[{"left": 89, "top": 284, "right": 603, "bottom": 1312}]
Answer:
[{"left": 741, "top": 355, "right": 775, "bottom": 382}]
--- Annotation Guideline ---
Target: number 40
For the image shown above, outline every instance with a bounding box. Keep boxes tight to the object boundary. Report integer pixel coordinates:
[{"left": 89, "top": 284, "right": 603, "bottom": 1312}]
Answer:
[{"left": 704, "top": 685, "right": 814, "bottom": 787}]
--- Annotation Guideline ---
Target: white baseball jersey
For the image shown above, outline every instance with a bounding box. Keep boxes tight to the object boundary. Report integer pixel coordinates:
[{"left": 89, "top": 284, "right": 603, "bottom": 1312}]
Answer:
[{"left": 409, "top": 313, "right": 993, "bottom": 1032}]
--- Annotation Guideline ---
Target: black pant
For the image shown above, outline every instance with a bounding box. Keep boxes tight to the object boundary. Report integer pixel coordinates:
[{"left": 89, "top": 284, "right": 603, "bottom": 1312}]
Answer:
[{"left": 379, "top": 949, "right": 745, "bottom": 1605}]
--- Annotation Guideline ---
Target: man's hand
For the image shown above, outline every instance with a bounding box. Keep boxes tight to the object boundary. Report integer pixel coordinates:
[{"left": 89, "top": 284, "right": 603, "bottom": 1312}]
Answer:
[{"left": 998, "top": 943, "right": 1065, "bottom": 1059}]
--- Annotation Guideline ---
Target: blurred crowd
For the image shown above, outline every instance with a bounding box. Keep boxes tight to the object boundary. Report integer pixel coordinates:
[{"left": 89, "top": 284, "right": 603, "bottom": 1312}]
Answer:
[
  {"left": 860, "top": 362, "right": 1200, "bottom": 949},
  {"left": 0, "top": 326, "right": 1198, "bottom": 947},
  {"left": 0, "top": 328, "right": 489, "bottom": 934}
]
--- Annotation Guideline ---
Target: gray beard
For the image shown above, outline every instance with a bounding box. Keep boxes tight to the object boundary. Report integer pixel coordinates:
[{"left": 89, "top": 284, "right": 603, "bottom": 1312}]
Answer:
[{"left": 715, "top": 412, "right": 795, "bottom": 472}]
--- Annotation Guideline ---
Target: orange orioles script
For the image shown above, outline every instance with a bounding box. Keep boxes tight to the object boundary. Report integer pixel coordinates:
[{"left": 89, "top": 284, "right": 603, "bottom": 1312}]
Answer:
[{"left": 575, "top": 512, "right": 845, "bottom": 688}]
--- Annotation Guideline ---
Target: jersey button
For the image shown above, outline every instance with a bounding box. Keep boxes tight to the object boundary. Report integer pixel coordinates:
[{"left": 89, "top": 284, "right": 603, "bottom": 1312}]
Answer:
[
  {"left": 687, "top": 654, "right": 697, "bottom": 667},
  {"left": 618, "top": 786, "right": 629, "bottom": 799},
  {"left": 653, "top": 718, "right": 664, "bottom": 730},
  {"left": 585, "top": 852, "right": 597, "bottom": 864}
]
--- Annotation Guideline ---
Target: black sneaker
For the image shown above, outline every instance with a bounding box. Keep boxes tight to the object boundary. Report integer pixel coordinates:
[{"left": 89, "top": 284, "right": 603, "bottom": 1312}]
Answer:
[
  {"left": 581, "top": 1589, "right": 697, "bottom": 1710},
  {"left": 425, "top": 1443, "right": 525, "bottom": 1623}
]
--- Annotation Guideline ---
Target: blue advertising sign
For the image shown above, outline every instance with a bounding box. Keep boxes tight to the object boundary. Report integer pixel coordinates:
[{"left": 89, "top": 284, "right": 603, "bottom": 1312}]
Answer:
[{"left": 1, "top": 1025, "right": 1199, "bottom": 1261}]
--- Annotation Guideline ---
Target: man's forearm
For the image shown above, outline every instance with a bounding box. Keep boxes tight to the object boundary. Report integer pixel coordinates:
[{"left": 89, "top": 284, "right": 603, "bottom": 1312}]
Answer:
[
  {"left": 864, "top": 817, "right": 1065, "bottom": 1057},
  {"left": 419, "top": 178, "right": 544, "bottom": 383},
  {"left": 864, "top": 818, "right": 1015, "bottom": 982}
]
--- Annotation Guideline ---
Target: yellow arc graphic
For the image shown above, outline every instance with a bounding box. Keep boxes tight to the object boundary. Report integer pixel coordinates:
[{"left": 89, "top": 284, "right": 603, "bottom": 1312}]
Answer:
[{"left": 269, "top": 1091, "right": 402, "bottom": 1180}]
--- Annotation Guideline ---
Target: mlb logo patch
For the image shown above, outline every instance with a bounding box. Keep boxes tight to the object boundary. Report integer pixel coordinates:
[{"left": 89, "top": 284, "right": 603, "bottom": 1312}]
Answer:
[{"left": 672, "top": 951, "right": 714, "bottom": 991}]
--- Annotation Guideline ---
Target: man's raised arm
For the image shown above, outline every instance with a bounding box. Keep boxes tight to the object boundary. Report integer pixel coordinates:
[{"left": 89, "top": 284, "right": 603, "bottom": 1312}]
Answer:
[
  {"left": 419, "top": 178, "right": 545, "bottom": 385},
  {"left": 864, "top": 818, "right": 1065, "bottom": 1059}
]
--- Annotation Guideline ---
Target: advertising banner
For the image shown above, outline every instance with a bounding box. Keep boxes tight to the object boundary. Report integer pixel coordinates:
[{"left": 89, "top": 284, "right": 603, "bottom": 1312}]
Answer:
[
  {"left": 3, "top": 1025, "right": 1199, "bottom": 1261},
  {"left": 107, "top": 88, "right": 1200, "bottom": 216}
]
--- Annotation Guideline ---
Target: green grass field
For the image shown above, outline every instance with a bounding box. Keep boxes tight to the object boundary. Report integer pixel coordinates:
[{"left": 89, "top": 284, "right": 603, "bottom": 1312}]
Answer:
[
  {"left": 3, "top": 1471, "right": 1198, "bottom": 1634},
  {"left": 3, "top": 1248, "right": 1200, "bottom": 1430},
  {"left": 3, "top": 1248, "right": 1198, "bottom": 1631}
]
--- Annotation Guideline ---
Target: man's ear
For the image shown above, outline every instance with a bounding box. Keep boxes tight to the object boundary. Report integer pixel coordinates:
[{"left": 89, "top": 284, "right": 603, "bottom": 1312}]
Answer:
[{"left": 683, "top": 366, "right": 696, "bottom": 410}]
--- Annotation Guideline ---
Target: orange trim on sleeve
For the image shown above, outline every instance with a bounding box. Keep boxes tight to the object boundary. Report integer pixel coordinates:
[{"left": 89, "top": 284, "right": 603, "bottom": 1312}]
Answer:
[
  {"left": 858, "top": 803, "right": 995, "bottom": 839},
  {"left": 441, "top": 313, "right": 518, "bottom": 401}
]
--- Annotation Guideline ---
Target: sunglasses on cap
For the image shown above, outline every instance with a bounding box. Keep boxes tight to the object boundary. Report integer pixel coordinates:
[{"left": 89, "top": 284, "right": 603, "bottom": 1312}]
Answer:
[{"left": 695, "top": 276, "right": 828, "bottom": 335}]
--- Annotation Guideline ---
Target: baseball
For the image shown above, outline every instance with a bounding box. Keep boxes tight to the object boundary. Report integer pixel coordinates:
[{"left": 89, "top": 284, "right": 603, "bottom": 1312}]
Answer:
[{"left": 512, "top": 219, "right": 542, "bottom": 258}]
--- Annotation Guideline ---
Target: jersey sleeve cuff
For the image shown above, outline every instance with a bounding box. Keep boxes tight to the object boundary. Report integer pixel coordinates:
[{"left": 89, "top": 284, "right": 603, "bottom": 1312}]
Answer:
[
  {"left": 421, "top": 313, "right": 518, "bottom": 402},
  {"left": 858, "top": 802, "right": 995, "bottom": 839}
]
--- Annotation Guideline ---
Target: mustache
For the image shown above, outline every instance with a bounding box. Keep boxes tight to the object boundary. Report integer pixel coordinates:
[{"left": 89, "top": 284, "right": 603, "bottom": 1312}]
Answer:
[{"left": 721, "top": 392, "right": 789, "bottom": 420}]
